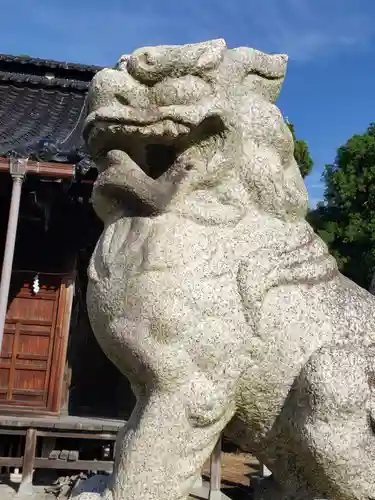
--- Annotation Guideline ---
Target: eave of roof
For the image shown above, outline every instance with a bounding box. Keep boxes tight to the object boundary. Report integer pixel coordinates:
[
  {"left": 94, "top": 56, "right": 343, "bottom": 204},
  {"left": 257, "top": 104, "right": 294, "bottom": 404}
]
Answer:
[
  {"left": 0, "top": 53, "right": 104, "bottom": 90},
  {"left": 0, "top": 70, "right": 91, "bottom": 91},
  {"left": 0, "top": 54, "right": 102, "bottom": 74},
  {"left": 0, "top": 53, "right": 103, "bottom": 176}
]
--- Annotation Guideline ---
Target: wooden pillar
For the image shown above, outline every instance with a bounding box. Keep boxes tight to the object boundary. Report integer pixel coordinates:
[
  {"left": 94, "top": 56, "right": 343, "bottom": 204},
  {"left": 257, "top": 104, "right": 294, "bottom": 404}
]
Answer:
[
  {"left": 0, "top": 159, "right": 27, "bottom": 353},
  {"left": 18, "top": 428, "right": 37, "bottom": 496},
  {"left": 209, "top": 434, "right": 222, "bottom": 500},
  {"left": 56, "top": 278, "right": 75, "bottom": 416}
]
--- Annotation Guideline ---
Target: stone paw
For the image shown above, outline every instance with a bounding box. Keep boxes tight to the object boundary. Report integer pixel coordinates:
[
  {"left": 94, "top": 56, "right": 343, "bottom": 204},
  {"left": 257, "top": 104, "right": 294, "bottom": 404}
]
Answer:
[{"left": 69, "top": 474, "right": 112, "bottom": 500}]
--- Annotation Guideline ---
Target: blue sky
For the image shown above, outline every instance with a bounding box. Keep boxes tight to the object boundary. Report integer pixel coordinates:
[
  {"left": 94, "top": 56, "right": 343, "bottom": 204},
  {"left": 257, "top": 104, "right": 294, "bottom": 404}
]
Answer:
[{"left": 2, "top": 0, "right": 375, "bottom": 206}]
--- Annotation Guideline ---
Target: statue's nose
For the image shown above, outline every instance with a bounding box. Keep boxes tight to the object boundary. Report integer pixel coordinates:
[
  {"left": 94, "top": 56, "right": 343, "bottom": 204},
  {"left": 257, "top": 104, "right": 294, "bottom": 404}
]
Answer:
[
  {"left": 127, "top": 47, "right": 171, "bottom": 85},
  {"left": 125, "top": 40, "right": 226, "bottom": 85},
  {"left": 87, "top": 66, "right": 151, "bottom": 114}
]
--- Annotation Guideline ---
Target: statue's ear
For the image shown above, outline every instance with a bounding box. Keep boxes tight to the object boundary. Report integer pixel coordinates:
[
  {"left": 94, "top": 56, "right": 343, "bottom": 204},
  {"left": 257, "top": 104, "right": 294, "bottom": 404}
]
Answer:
[
  {"left": 250, "top": 50, "right": 288, "bottom": 80},
  {"left": 243, "top": 72, "right": 286, "bottom": 103},
  {"left": 243, "top": 50, "right": 288, "bottom": 103},
  {"left": 196, "top": 38, "right": 227, "bottom": 71}
]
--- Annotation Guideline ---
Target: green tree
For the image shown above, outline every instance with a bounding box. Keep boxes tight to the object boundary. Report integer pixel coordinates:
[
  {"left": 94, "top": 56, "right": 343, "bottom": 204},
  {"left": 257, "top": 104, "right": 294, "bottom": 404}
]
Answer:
[
  {"left": 308, "top": 123, "right": 375, "bottom": 288},
  {"left": 287, "top": 122, "right": 314, "bottom": 178}
]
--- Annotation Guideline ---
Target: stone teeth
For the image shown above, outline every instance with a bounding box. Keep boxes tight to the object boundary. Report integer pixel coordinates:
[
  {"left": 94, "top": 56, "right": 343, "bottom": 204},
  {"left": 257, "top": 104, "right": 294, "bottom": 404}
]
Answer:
[
  {"left": 150, "top": 123, "right": 165, "bottom": 135},
  {"left": 136, "top": 123, "right": 164, "bottom": 136},
  {"left": 138, "top": 126, "right": 151, "bottom": 135},
  {"left": 124, "top": 125, "right": 138, "bottom": 133},
  {"left": 176, "top": 124, "right": 190, "bottom": 135},
  {"left": 123, "top": 121, "right": 189, "bottom": 137},
  {"left": 163, "top": 120, "right": 179, "bottom": 138}
]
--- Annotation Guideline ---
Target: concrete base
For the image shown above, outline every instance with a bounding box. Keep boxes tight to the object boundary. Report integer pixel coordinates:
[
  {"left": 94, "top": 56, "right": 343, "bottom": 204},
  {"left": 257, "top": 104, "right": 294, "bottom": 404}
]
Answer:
[
  {"left": 0, "top": 483, "right": 52, "bottom": 500},
  {"left": 17, "top": 478, "right": 34, "bottom": 497}
]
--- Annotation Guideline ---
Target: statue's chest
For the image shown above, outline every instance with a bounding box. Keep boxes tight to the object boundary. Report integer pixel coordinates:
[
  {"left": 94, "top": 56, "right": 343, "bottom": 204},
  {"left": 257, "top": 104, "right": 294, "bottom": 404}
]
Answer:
[
  {"left": 94, "top": 215, "right": 236, "bottom": 281},
  {"left": 88, "top": 216, "right": 237, "bottom": 318}
]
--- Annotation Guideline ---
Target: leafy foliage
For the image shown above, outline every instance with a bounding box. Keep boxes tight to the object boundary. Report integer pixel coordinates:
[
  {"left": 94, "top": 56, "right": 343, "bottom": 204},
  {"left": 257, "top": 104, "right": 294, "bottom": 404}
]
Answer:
[
  {"left": 308, "top": 123, "right": 375, "bottom": 288},
  {"left": 287, "top": 122, "right": 314, "bottom": 178}
]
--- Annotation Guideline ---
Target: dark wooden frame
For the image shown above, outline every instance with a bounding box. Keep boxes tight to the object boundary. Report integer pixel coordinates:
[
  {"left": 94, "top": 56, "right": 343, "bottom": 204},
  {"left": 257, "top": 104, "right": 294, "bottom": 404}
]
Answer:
[{"left": 0, "top": 426, "right": 117, "bottom": 494}]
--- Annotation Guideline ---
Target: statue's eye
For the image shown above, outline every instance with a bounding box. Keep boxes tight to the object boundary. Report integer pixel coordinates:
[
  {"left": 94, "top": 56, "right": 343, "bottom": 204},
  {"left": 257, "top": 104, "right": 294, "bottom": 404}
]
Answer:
[{"left": 152, "top": 75, "right": 211, "bottom": 106}]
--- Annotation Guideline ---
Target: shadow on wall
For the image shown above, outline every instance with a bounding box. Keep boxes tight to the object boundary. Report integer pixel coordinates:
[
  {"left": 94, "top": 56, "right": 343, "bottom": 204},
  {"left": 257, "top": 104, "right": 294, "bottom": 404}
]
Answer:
[{"left": 67, "top": 246, "right": 136, "bottom": 420}]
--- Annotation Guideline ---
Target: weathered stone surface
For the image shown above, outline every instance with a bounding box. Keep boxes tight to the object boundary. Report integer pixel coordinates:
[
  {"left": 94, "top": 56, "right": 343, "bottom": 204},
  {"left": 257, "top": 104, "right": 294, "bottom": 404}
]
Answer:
[{"left": 76, "top": 38, "right": 375, "bottom": 500}]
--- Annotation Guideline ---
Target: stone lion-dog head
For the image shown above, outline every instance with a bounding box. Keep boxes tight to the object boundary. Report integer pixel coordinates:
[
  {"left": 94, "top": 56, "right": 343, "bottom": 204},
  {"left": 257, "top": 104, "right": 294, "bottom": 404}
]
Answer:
[{"left": 84, "top": 39, "right": 307, "bottom": 225}]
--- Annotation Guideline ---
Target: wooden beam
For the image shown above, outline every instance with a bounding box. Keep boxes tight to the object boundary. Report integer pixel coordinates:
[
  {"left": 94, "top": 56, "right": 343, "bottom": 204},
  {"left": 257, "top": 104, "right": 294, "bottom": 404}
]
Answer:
[
  {"left": 36, "top": 430, "right": 117, "bottom": 440},
  {"left": 0, "top": 457, "right": 23, "bottom": 467},
  {"left": 33, "top": 458, "right": 113, "bottom": 472},
  {"left": 0, "top": 457, "right": 114, "bottom": 473},
  {"left": 0, "top": 428, "right": 27, "bottom": 436},
  {"left": 0, "top": 158, "right": 74, "bottom": 179}
]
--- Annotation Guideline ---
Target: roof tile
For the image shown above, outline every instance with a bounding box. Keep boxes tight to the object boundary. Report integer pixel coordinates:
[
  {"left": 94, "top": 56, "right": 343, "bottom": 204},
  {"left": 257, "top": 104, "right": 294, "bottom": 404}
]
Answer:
[{"left": 0, "top": 53, "right": 102, "bottom": 174}]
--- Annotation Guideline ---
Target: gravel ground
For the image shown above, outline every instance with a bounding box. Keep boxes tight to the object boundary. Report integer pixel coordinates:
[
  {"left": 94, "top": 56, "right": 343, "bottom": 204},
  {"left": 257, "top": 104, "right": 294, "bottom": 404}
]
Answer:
[
  {"left": 0, "top": 483, "right": 54, "bottom": 500},
  {"left": 0, "top": 452, "right": 257, "bottom": 500}
]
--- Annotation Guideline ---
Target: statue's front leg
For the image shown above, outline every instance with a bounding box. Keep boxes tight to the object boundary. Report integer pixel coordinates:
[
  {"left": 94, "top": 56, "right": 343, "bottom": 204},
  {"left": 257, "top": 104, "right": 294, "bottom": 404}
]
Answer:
[
  {"left": 278, "top": 343, "right": 375, "bottom": 500},
  {"left": 110, "top": 388, "right": 235, "bottom": 500}
]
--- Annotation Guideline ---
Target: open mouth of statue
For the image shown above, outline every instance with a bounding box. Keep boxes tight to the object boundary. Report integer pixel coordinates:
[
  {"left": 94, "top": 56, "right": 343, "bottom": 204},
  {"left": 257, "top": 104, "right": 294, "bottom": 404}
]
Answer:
[
  {"left": 87, "top": 120, "right": 189, "bottom": 179},
  {"left": 84, "top": 113, "right": 225, "bottom": 214},
  {"left": 85, "top": 115, "right": 224, "bottom": 181}
]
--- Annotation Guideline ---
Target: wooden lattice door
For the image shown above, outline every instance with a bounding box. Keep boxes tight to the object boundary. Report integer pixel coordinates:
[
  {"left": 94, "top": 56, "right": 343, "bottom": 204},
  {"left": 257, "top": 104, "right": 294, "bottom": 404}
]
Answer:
[{"left": 0, "top": 272, "right": 70, "bottom": 413}]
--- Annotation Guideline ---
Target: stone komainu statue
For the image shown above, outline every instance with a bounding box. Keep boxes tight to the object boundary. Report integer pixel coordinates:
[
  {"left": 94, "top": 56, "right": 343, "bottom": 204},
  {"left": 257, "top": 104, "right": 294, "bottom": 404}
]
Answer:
[{"left": 76, "top": 39, "right": 375, "bottom": 500}]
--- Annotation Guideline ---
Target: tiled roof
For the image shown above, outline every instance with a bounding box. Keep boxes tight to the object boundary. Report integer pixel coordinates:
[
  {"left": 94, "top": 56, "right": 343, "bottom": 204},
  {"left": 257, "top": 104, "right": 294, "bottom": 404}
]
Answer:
[
  {"left": 0, "top": 54, "right": 103, "bottom": 176},
  {"left": 0, "top": 71, "right": 91, "bottom": 91},
  {"left": 0, "top": 54, "right": 101, "bottom": 74}
]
